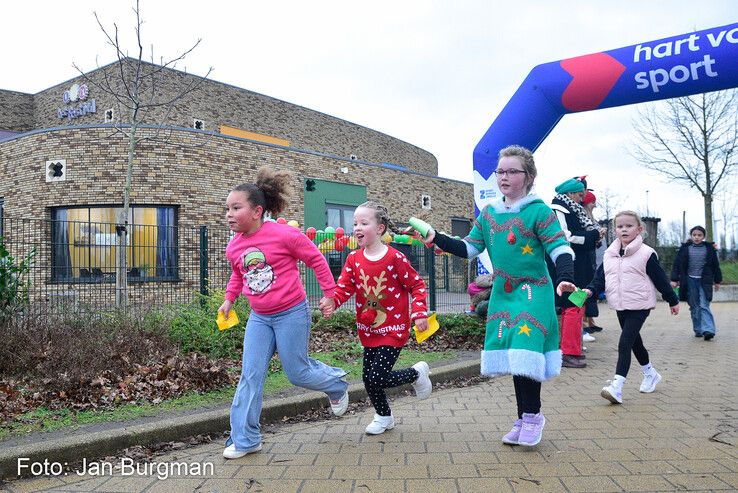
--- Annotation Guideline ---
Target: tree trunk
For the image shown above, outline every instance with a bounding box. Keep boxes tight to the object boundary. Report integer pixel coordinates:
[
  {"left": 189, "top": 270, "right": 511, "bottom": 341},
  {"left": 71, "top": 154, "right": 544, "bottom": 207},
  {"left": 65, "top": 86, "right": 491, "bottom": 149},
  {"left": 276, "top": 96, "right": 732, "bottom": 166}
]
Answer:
[
  {"left": 115, "top": 120, "right": 138, "bottom": 308},
  {"left": 704, "top": 194, "right": 714, "bottom": 242}
]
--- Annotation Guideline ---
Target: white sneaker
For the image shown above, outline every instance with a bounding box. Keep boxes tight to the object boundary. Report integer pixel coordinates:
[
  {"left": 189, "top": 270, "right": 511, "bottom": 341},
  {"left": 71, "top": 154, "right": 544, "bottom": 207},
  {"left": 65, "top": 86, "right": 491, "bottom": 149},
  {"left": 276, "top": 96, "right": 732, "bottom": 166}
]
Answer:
[
  {"left": 330, "top": 389, "right": 349, "bottom": 416},
  {"left": 223, "top": 443, "right": 262, "bottom": 459},
  {"left": 411, "top": 361, "right": 432, "bottom": 399},
  {"left": 583, "top": 333, "right": 596, "bottom": 342},
  {"left": 639, "top": 370, "right": 662, "bottom": 393},
  {"left": 601, "top": 381, "right": 623, "bottom": 404},
  {"left": 365, "top": 413, "right": 395, "bottom": 434}
]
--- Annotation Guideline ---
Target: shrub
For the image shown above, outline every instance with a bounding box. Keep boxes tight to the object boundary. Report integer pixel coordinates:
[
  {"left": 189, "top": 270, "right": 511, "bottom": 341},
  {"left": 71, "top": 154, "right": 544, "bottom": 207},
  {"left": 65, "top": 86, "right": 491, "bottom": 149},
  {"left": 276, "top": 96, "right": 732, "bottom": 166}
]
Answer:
[
  {"left": 311, "top": 308, "right": 357, "bottom": 333},
  {"left": 166, "top": 290, "right": 250, "bottom": 360},
  {"left": 437, "top": 313, "right": 486, "bottom": 337},
  {"left": 0, "top": 238, "right": 36, "bottom": 322},
  {"left": 0, "top": 308, "right": 176, "bottom": 389}
]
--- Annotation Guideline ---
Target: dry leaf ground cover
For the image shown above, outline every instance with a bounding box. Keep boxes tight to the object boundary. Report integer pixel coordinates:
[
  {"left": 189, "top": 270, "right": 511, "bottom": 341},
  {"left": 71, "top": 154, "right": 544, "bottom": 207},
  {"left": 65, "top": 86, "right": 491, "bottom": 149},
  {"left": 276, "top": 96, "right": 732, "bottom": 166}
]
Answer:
[{"left": 0, "top": 294, "right": 485, "bottom": 439}]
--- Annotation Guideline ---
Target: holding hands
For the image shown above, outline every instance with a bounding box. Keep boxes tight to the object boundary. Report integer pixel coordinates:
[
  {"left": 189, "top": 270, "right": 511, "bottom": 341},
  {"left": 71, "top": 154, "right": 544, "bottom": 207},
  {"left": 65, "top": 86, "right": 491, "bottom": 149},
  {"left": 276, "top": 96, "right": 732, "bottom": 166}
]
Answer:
[{"left": 319, "top": 297, "right": 335, "bottom": 318}]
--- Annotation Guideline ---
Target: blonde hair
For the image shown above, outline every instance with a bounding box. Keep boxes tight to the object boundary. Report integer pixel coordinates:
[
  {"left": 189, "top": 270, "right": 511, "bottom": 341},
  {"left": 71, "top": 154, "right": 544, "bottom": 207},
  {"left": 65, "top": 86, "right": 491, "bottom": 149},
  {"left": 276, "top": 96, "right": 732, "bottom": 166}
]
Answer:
[
  {"left": 356, "top": 201, "right": 400, "bottom": 236},
  {"left": 498, "top": 145, "right": 537, "bottom": 192},
  {"left": 614, "top": 210, "right": 643, "bottom": 227}
]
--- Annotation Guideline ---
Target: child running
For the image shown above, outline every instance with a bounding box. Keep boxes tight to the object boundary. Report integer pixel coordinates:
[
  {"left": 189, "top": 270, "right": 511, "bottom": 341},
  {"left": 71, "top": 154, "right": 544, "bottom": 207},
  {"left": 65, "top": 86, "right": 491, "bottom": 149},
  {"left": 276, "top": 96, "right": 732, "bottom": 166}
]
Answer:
[
  {"left": 320, "top": 201, "right": 431, "bottom": 435},
  {"left": 562, "top": 211, "right": 679, "bottom": 404},
  {"left": 415, "top": 145, "right": 575, "bottom": 447},
  {"left": 220, "top": 167, "right": 349, "bottom": 459}
]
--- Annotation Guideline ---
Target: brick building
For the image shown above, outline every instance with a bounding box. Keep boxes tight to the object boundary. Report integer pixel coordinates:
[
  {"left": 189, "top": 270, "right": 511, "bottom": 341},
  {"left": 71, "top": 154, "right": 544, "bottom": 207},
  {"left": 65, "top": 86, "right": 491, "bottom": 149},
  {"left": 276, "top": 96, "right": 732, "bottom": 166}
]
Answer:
[{"left": 0, "top": 59, "right": 473, "bottom": 305}]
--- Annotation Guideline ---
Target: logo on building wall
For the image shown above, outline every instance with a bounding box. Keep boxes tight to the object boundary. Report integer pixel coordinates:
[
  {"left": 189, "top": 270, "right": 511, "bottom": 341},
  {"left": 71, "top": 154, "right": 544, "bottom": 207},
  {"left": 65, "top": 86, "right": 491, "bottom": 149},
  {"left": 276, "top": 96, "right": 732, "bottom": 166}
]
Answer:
[{"left": 57, "top": 83, "right": 96, "bottom": 120}]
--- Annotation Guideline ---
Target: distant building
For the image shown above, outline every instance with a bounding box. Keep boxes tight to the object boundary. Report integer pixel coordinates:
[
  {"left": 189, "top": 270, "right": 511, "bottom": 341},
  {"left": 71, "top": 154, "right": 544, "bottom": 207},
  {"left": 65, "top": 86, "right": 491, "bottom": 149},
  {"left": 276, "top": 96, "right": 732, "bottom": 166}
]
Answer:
[{"left": 0, "top": 59, "right": 473, "bottom": 304}]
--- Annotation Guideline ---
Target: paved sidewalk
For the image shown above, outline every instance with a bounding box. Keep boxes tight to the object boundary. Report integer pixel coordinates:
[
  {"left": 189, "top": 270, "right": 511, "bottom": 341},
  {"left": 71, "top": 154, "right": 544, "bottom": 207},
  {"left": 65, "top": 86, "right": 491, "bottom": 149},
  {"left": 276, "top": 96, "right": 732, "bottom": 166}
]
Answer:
[{"left": 4, "top": 302, "right": 737, "bottom": 492}]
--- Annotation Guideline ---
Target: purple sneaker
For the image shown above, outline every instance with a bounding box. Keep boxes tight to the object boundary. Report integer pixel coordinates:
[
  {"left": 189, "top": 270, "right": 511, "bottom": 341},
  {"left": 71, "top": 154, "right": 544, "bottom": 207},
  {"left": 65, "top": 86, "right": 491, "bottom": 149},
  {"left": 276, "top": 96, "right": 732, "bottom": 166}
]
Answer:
[
  {"left": 502, "top": 418, "right": 523, "bottom": 445},
  {"left": 518, "top": 412, "right": 546, "bottom": 446}
]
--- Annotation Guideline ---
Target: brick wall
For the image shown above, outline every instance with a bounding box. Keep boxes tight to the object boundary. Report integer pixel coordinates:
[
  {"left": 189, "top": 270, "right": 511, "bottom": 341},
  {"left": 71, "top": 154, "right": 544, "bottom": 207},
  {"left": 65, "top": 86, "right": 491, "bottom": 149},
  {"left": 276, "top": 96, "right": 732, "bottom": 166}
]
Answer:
[
  {"left": 0, "top": 90, "right": 34, "bottom": 132},
  {"left": 0, "top": 126, "right": 472, "bottom": 233},
  {"left": 28, "top": 60, "right": 438, "bottom": 175}
]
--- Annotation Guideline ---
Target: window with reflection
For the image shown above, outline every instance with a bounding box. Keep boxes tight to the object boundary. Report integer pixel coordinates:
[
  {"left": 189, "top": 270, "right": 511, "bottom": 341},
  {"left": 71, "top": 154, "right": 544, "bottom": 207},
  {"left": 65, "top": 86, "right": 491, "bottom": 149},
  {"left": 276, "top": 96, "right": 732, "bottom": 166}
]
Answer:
[{"left": 51, "top": 206, "right": 178, "bottom": 282}]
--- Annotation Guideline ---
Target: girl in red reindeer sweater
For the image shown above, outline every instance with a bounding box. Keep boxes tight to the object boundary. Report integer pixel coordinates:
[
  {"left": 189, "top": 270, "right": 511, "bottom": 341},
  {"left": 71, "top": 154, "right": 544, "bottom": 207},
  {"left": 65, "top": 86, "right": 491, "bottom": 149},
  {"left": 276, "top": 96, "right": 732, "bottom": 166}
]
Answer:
[{"left": 320, "top": 201, "right": 430, "bottom": 434}]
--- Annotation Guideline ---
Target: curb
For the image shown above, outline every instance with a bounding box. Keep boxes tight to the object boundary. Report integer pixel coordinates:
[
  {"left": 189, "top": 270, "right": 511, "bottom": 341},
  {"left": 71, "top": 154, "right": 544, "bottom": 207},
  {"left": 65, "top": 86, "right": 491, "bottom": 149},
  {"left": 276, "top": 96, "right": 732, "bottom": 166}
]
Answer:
[{"left": 0, "top": 359, "right": 480, "bottom": 480}]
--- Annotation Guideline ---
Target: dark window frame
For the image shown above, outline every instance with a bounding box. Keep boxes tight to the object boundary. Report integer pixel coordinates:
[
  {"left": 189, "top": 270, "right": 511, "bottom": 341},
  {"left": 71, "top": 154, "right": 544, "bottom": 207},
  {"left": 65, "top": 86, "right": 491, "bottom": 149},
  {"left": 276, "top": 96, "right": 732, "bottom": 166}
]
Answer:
[{"left": 49, "top": 204, "right": 179, "bottom": 283}]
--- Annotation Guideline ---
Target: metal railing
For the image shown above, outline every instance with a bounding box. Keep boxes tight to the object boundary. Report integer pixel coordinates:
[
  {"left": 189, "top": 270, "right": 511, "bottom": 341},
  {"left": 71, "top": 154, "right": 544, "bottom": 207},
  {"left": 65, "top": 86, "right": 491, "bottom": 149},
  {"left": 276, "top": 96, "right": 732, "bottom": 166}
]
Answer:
[{"left": 1, "top": 217, "right": 473, "bottom": 322}]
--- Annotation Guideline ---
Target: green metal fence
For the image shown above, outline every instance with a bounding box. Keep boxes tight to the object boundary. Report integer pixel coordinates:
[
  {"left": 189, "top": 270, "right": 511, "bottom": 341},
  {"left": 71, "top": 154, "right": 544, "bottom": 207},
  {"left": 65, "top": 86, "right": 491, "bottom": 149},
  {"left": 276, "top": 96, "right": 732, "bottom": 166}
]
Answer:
[{"left": 1, "top": 218, "right": 473, "bottom": 322}]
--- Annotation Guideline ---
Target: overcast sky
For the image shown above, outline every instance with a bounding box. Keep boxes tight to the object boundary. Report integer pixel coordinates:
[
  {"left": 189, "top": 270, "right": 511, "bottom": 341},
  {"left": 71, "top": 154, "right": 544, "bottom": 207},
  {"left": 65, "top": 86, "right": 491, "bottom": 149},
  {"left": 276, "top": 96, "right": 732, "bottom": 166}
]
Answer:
[{"left": 2, "top": 1, "right": 736, "bottom": 242}]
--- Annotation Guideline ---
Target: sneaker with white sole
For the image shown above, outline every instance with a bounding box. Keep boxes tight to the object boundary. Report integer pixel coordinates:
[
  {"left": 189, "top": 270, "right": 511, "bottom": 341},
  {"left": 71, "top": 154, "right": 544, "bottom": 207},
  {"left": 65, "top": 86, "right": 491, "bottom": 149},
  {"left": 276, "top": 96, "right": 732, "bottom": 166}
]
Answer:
[
  {"left": 601, "top": 381, "right": 623, "bottom": 404},
  {"left": 365, "top": 413, "right": 395, "bottom": 434},
  {"left": 411, "top": 361, "right": 432, "bottom": 399},
  {"left": 501, "top": 418, "right": 523, "bottom": 445},
  {"left": 517, "top": 412, "right": 546, "bottom": 446},
  {"left": 583, "top": 333, "right": 596, "bottom": 342},
  {"left": 330, "top": 389, "right": 349, "bottom": 416},
  {"left": 639, "top": 370, "right": 662, "bottom": 393},
  {"left": 223, "top": 442, "right": 263, "bottom": 459}
]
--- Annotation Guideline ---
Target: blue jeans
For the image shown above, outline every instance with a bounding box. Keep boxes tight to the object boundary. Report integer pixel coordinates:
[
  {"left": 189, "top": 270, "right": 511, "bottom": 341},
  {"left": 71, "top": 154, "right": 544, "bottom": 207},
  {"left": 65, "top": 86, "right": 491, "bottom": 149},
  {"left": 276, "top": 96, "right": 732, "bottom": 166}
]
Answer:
[
  {"left": 228, "top": 299, "right": 347, "bottom": 450},
  {"left": 687, "top": 277, "right": 717, "bottom": 335}
]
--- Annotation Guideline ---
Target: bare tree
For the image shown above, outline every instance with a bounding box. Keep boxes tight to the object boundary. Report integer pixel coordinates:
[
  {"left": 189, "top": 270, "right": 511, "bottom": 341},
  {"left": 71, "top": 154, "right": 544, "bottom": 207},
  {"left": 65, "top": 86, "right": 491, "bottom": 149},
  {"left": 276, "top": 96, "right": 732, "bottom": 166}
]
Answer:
[
  {"left": 660, "top": 220, "right": 686, "bottom": 246},
  {"left": 630, "top": 89, "right": 738, "bottom": 242},
  {"left": 596, "top": 187, "right": 621, "bottom": 223},
  {"left": 593, "top": 188, "right": 621, "bottom": 245},
  {"left": 73, "top": 0, "right": 212, "bottom": 307},
  {"left": 715, "top": 179, "right": 738, "bottom": 252}
]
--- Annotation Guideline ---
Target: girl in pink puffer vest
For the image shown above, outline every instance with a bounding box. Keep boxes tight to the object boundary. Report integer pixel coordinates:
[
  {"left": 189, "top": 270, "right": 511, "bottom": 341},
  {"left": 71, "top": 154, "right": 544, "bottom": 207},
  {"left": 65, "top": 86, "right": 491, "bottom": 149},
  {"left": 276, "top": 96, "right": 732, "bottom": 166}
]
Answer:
[{"left": 560, "top": 211, "right": 679, "bottom": 404}]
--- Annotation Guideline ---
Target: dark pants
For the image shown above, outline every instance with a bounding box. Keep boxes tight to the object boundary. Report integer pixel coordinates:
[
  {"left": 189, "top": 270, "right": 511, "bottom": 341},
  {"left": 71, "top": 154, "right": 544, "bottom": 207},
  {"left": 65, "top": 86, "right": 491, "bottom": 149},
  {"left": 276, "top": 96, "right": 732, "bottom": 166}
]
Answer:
[
  {"left": 513, "top": 375, "right": 541, "bottom": 418},
  {"left": 615, "top": 309, "right": 651, "bottom": 377},
  {"left": 363, "top": 346, "right": 418, "bottom": 416}
]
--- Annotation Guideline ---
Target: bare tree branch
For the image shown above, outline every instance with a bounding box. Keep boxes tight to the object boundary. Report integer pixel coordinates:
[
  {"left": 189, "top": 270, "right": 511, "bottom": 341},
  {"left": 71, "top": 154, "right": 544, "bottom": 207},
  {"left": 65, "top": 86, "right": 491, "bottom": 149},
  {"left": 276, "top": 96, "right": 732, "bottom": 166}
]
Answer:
[
  {"left": 629, "top": 89, "right": 738, "bottom": 241},
  {"left": 68, "top": 0, "right": 211, "bottom": 307}
]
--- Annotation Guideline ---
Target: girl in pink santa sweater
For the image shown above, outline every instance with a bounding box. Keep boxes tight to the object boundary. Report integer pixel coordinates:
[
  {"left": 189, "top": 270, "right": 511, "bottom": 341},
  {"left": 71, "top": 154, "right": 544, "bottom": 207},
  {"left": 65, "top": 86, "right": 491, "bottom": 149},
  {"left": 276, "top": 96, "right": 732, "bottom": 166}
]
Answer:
[
  {"left": 219, "top": 168, "right": 349, "bottom": 459},
  {"left": 320, "top": 201, "right": 431, "bottom": 435}
]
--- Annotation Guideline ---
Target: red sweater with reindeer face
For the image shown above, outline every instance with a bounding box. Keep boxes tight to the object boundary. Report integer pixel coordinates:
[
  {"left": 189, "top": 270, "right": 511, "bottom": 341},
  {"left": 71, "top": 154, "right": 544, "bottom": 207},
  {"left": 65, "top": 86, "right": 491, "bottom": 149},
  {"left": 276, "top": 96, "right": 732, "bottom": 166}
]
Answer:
[{"left": 333, "top": 246, "right": 428, "bottom": 348}]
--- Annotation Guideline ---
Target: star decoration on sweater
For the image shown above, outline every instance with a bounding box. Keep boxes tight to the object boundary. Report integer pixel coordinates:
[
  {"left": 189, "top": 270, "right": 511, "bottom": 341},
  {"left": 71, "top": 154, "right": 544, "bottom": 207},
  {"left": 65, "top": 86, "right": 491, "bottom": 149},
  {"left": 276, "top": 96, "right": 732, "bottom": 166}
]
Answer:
[
  {"left": 517, "top": 323, "right": 532, "bottom": 336},
  {"left": 521, "top": 242, "right": 533, "bottom": 255}
]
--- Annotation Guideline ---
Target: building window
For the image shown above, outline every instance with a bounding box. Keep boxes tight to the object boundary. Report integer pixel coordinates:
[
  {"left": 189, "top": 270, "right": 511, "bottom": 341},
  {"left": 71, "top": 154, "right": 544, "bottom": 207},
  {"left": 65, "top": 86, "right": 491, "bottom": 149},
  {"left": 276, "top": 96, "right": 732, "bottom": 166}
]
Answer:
[
  {"left": 50, "top": 205, "right": 178, "bottom": 282},
  {"left": 0, "top": 197, "right": 4, "bottom": 238},
  {"left": 325, "top": 203, "right": 356, "bottom": 277},
  {"left": 326, "top": 203, "right": 355, "bottom": 234}
]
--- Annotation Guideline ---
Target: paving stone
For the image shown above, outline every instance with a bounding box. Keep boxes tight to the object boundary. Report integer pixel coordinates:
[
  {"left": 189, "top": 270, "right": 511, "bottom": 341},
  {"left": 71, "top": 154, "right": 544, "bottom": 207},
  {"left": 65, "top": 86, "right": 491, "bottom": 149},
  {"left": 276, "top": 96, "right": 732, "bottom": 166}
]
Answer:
[
  {"left": 299, "top": 479, "right": 354, "bottom": 492},
  {"left": 6, "top": 303, "right": 736, "bottom": 493},
  {"left": 405, "top": 478, "right": 458, "bottom": 492},
  {"left": 611, "top": 474, "right": 680, "bottom": 492}
]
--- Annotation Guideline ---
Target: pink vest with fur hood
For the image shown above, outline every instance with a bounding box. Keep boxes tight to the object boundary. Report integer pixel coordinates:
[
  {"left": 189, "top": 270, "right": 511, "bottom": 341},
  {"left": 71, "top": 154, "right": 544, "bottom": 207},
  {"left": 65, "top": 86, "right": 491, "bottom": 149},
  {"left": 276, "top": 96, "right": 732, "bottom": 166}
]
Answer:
[{"left": 603, "top": 234, "right": 657, "bottom": 311}]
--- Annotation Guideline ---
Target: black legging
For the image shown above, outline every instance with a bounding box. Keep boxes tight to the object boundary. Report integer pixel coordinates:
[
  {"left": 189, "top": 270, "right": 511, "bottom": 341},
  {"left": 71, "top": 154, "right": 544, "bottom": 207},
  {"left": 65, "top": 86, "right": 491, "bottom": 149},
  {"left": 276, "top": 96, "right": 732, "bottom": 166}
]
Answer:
[
  {"left": 615, "top": 309, "right": 651, "bottom": 377},
  {"left": 512, "top": 375, "right": 541, "bottom": 418},
  {"left": 363, "top": 346, "right": 418, "bottom": 416}
]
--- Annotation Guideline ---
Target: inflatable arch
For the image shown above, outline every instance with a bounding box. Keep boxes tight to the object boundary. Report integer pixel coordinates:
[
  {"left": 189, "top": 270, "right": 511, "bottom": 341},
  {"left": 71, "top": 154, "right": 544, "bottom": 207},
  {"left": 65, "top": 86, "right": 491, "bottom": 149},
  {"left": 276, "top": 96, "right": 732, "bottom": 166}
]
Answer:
[{"left": 472, "top": 22, "right": 738, "bottom": 271}]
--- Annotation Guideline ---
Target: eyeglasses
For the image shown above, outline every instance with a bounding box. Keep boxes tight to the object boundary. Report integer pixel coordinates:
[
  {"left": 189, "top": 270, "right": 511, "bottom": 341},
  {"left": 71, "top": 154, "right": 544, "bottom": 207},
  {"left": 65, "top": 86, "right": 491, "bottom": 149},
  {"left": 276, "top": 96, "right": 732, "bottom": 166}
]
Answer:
[{"left": 493, "top": 169, "right": 527, "bottom": 177}]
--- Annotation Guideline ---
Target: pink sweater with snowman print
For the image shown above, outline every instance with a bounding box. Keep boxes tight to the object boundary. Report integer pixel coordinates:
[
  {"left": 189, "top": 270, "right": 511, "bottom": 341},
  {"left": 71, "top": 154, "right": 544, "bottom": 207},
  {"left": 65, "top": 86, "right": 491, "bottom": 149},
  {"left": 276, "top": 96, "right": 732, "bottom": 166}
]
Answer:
[
  {"left": 225, "top": 221, "right": 336, "bottom": 315},
  {"left": 333, "top": 246, "right": 428, "bottom": 348}
]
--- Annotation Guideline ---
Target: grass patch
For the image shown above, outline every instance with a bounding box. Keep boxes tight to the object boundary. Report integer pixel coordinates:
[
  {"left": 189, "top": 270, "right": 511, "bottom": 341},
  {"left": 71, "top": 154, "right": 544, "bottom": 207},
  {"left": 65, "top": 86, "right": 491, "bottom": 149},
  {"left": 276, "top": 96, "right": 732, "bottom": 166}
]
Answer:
[
  {"left": 0, "top": 349, "right": 454, "bottom": 439},
  {"left": 720, "top": 261, "right": 738, "bottom": 284}
]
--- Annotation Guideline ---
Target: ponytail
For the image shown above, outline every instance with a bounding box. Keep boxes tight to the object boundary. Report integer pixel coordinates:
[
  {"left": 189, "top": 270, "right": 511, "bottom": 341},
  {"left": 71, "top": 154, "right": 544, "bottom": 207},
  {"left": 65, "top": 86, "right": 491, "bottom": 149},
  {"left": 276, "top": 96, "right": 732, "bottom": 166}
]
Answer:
[
  {"left": 357, "top": 201, "right": 401, "bottom": 236},
  {"left": 233, "top": 167, "right": 292, "bottom": 216}
]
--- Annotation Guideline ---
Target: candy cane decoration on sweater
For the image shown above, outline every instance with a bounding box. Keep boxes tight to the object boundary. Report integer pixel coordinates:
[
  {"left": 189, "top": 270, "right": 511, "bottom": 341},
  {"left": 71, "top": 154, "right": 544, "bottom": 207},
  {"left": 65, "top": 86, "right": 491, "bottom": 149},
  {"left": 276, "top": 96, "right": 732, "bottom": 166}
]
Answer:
[
  {"left": 498, "top": 320, "right": 507, "bottom": 339},
  {"left": 521, "top": 283, "right": 532, "bottom": 300}
]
